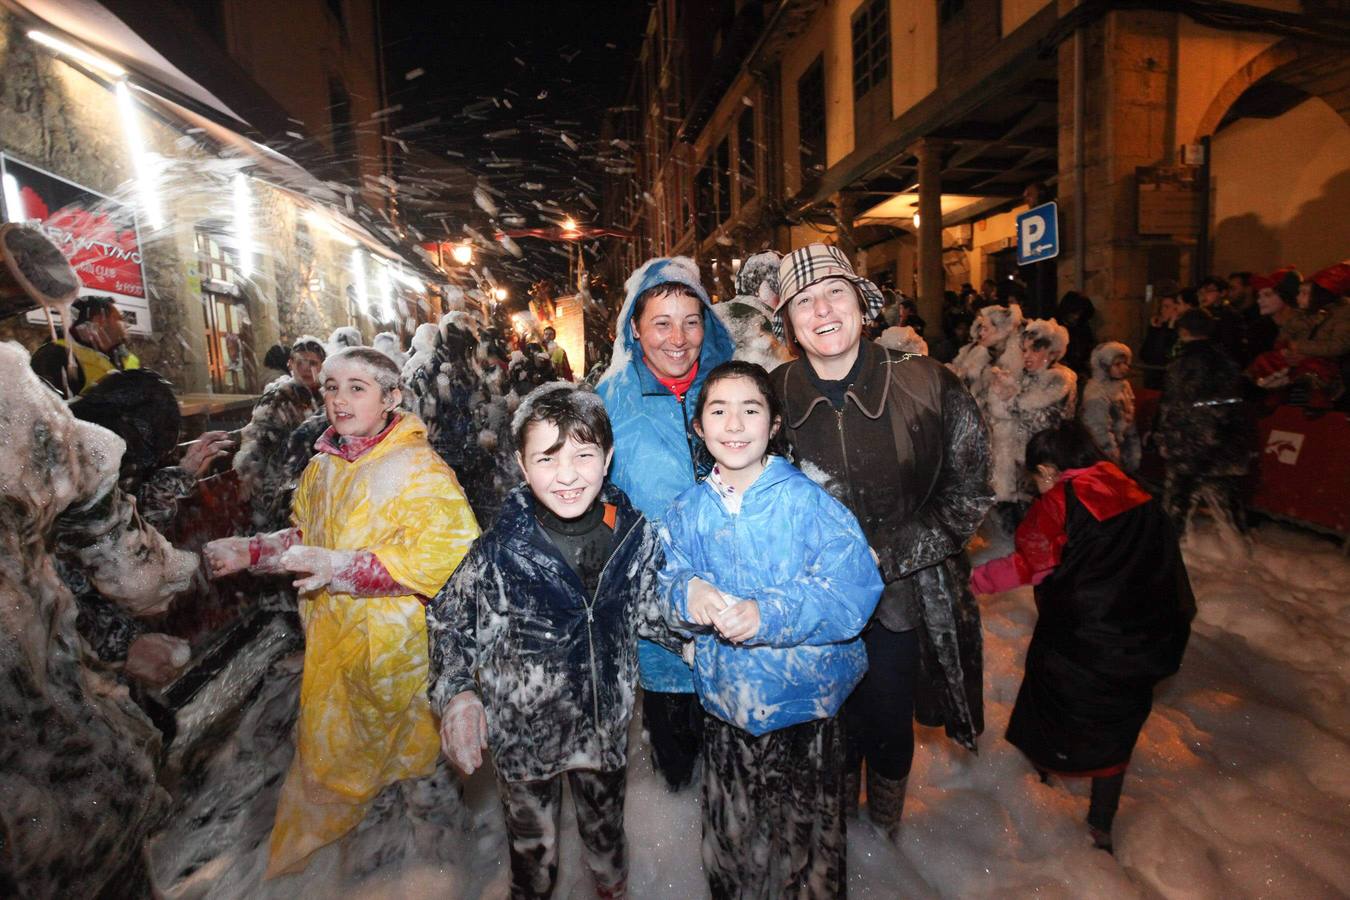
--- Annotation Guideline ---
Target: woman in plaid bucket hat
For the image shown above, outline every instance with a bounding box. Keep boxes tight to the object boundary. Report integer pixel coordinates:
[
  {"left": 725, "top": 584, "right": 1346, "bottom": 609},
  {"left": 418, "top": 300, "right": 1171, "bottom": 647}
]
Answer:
[{"left": 768, "top": 243, "right": 993, "bottom": 839}]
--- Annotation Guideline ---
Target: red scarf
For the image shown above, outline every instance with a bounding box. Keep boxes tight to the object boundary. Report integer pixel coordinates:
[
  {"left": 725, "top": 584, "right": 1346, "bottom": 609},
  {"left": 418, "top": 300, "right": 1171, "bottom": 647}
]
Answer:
[
  {"left": 315, "top": 413, "right": 401, "bottom": 462},
  {"left": 649, "top": 359, "right": 699, "bottom": 401}
]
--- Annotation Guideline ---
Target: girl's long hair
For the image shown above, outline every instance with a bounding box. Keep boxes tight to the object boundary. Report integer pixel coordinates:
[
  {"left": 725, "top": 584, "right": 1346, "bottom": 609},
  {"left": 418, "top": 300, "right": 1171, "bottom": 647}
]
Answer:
[{"left": 693, "top": 359, "right": 792, "bottom": 462}]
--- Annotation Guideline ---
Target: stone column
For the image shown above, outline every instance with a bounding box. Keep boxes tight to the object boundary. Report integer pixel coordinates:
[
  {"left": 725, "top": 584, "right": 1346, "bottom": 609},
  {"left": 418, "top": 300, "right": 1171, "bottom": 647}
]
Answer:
[
  {"left": 1057, "top": 5, "right": 1179, "bottom": 348},
  {"left": 915, "top": 138, "right": 946, "bottom": 327}
]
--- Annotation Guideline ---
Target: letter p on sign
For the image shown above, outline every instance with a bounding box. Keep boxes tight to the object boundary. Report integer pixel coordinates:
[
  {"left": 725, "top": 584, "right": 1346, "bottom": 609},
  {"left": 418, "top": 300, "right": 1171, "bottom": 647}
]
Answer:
[{"left": 1021, "top": 217, "right": 1045, "bottom": 255}]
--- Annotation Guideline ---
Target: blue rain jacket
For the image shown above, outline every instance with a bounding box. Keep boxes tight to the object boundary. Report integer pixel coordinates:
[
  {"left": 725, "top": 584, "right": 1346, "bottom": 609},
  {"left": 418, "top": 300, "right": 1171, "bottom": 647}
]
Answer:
[
  {"left": 658, "top": 456, "right": 884, "bottom": 735},
  {"left": 596, "top": 257, "right": 735, "bottom": 692}
]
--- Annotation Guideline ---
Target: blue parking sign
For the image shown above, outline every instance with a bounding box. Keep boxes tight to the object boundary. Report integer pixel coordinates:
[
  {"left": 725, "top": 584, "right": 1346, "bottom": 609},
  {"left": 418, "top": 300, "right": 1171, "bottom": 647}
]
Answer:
[{"left": 1017, "top": 201, "right": 1059, "bottom": 265}]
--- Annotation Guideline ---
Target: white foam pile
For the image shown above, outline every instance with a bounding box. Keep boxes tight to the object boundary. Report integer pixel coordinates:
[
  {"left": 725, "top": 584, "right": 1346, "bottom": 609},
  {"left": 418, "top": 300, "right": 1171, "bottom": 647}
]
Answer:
[{"left": 154, "top": 519, "right": 1349, "bottom": 898}]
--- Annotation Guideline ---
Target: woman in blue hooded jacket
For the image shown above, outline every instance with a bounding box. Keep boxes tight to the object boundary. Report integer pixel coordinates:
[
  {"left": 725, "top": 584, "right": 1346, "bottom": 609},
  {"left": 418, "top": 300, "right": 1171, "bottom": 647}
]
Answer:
[
  {"left": 595, "top": 256, "right": 735, "bottom": 789},
  {"left": 659, "top": 360, "right": 882, "bottom": 898}
]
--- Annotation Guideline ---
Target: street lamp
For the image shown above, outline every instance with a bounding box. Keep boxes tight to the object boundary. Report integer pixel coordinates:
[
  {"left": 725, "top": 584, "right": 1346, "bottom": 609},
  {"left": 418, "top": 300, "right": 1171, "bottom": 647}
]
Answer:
[
  {"left": 562, "top": 217, "right": 578, "bottom": 235},
  {"left": 451, "top": 243, "right": 474, "bottom": 265},
  {"left": 493, "top": 286, "right": 509, "bottom": 301}
]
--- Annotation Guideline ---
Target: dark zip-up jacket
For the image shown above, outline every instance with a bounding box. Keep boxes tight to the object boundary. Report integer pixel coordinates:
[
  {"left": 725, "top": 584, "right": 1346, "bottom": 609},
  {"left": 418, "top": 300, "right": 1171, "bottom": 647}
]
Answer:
[
  {"left": 774, "top": 342, "right": 993, "bottom": 750},
  {"left": 426, "top": 483, "right": 679, "bottom": 782}
]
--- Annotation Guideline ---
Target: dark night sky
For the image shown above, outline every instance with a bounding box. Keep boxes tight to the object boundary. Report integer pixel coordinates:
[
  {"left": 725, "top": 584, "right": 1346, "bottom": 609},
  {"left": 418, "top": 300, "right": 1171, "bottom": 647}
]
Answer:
[{"left": 380, "top": 0, "right": 654, "bottom": 288}]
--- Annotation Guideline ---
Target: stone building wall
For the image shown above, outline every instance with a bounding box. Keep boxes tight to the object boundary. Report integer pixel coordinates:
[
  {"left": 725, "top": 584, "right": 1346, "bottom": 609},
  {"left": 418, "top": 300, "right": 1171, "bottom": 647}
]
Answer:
[{"left": 0, "top": 9, "right": 414, "bottom": 396}]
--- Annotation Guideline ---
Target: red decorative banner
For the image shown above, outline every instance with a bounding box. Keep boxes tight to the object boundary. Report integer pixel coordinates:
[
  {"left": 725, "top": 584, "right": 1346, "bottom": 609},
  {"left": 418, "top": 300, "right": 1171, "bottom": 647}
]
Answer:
[
  {"left": 3, "top": 156, "right": 152, "bottom": 333},
  {"left": 3, "top": 157, "right": 145, "bottom": 297}
]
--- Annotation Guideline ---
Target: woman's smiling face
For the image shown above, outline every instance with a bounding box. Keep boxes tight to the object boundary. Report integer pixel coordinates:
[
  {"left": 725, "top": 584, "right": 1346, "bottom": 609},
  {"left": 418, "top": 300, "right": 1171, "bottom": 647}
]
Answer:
[
  {"left": 785, "top": 277, "right": 864, "bottom": 364},
  {"left": 633, "top": 289, "right": 705, "bottom": 380}
]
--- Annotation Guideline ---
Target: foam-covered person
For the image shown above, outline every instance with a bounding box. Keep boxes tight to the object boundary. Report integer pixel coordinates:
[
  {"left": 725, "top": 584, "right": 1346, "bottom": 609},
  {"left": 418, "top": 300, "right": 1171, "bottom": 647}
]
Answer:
[
  {"left": 594, "top": 256, "right": 735, "bottom": 790},
  {"left": 203, "top": 347, "right": 480, "bottom": 877}
]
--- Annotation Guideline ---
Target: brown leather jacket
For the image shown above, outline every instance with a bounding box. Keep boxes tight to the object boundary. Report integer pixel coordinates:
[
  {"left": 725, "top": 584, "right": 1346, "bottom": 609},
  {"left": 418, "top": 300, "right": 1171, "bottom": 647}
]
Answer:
[{"left": 773, "top": 341, "right": 992, "bottom": 750}]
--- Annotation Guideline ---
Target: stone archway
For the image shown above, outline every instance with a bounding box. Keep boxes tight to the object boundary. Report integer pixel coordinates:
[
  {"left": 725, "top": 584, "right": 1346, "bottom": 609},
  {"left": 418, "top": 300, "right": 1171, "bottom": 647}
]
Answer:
[{"left": 1195, "top": 38, "right": 1350, "bottom": 140}]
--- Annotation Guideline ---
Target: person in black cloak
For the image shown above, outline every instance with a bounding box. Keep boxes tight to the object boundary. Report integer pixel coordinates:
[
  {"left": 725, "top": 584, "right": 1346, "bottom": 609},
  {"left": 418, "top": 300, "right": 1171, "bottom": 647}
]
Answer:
[{"left": 970, "top": 422, "right": 1195, "bottom": 854}]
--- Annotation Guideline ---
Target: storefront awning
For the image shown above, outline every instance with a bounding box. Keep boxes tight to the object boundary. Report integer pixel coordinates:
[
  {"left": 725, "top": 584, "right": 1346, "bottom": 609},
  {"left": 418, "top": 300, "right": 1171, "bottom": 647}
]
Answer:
[{"left": 8, "top": 0, "right": 246, "bottom": 125}]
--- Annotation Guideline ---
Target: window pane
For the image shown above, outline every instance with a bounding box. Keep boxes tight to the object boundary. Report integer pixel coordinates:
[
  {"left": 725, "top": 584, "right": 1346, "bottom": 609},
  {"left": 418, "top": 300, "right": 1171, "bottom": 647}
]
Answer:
[
  {"left": 715, "top": 138, "right": 731, "bottom": 225},
  {"left": 798, "top": 56, "right": 827, "bottom": 178},
  {"left": 738, "top": 105, "right": 757, "bottom": 205},
  {"left": 853, "top": 0, "right": 890, "bottom": 99}
]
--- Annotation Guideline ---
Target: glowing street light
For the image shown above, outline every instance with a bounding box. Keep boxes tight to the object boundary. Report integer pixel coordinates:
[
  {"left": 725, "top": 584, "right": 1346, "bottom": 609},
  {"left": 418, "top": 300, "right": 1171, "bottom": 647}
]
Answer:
[
  {"left": 912, "top": 212, "right": 921, "bottom": 228},
  {"left": 562, "top": 216, "right": 578, "bottom": 235},
  {"left": 451, "top": 243, "right": 474, "bottom": 265},
  {"left": 492, "top": 286, "right": 509, "bottom": 301}
]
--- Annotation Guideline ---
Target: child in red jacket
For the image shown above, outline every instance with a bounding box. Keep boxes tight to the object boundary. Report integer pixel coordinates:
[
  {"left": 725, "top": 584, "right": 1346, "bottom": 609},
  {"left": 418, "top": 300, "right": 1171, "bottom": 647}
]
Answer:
[{"left": 972, "top": 422, "right": 1195, "bottom": 853}]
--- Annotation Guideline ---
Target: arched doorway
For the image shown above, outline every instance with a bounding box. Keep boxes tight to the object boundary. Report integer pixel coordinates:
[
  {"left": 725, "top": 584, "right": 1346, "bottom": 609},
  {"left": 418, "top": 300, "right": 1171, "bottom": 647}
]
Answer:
[{"left": 1197, "top": 40, "right": 1350, "bottom": 276}]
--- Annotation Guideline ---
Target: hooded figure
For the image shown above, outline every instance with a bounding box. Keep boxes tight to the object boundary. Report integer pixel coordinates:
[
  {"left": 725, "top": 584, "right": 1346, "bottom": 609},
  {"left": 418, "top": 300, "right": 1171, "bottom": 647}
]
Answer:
[
  {"left": 713, "top": 251, "right": 792, "bottom": 370},
  {"left": 596, "top": 256, "right": 735, "bottom": 789},
  {"left": 951, "top": 305, "right": 1026, "bottom": 505},
  {"left": 402, "top": 312, "right": 499, "bottom": 524},
  {"left": 1080, "top": 342, "right": 1141, "bottom": 472},
  {"left": 0, "top": 341, "right": 197, "bottom": 897},
  {"left": 987, "top": 318, "right": 1077, "bottom": 507},
  {"left": 373, "top": 331, "right": 408, "bottom": 368},
  {"left": 326, "top": 325, "right": 364, "bottom": 356},
  {"left": 950, "top": 303, "right": 1025, "bottom": 395}
]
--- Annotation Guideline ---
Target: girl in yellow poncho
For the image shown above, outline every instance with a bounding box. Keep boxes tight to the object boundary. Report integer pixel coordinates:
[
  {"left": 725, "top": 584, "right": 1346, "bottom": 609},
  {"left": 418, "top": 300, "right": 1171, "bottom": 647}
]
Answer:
[{"left": 204, "top": 346, "right": 479, "bottom": 877}]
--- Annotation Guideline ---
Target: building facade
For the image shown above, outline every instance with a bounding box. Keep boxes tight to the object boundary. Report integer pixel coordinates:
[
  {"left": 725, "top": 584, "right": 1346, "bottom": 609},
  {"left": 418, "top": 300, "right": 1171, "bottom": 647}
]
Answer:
[
  {"left": 602, "top": 0, "right": 1350, "bottom": 347},
  {"left": 0, "top": 1, "right": 438, "bottom": 404}
]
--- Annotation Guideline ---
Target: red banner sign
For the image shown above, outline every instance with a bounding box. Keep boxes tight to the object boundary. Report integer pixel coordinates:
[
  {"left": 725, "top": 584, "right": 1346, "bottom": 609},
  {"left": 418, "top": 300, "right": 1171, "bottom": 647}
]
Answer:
[{"left": 2, "top": 155, "right": 152, "bottom": 333}]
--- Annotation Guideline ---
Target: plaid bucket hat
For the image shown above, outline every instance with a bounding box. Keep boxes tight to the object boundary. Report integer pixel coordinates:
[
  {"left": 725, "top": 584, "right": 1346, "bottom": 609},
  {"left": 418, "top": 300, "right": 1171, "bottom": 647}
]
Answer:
[{"left": 772, "top": 243, "right": 885, "bottom": 319}]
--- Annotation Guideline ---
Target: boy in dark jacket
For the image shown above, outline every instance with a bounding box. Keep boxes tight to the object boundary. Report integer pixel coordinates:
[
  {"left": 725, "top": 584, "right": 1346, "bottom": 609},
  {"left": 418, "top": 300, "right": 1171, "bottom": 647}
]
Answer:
[{"left": 426, "top": 383, "right": 678, "bottom": 899}]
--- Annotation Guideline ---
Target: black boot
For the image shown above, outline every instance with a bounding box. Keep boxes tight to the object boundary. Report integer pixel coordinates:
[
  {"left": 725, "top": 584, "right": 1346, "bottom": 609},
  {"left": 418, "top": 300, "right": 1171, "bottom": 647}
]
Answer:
[
  {"left": 1087, "top": 772, "right": 1125, "bottom": 854},
  {"left": 865, "top": 769, "right": 908, "bottom": 840}
]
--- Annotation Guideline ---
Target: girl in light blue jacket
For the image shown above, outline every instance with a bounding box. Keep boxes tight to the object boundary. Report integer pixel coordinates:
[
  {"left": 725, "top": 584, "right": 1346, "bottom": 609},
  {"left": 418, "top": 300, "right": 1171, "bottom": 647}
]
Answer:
[{"left": 658, "top": 360, "right": 882, "bottom": 899}]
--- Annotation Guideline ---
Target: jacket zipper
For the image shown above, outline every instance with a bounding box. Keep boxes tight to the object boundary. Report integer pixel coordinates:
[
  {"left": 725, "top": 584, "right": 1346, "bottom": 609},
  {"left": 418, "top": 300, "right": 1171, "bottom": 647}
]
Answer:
[
  {"left": 679, "top": 392, "right": 697, "bottom": 481},
  {"left": 835, "top": 407, "right": 859, "bottom": 510},
  {"left": 588, "top": 520, "right": 641, "bottom": 733}
]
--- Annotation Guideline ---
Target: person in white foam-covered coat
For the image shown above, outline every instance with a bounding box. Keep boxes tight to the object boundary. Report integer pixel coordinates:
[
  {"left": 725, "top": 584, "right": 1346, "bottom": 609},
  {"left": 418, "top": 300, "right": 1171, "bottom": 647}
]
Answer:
[
  {"left": 0, "top": 340, "right": 197, "bottom": 897},
  {"left": 985, "top": 318, "right": 1077, "bottom": 528},
  {"left": 1079, "top": 341, "right": 1141, "bottom": 472}
]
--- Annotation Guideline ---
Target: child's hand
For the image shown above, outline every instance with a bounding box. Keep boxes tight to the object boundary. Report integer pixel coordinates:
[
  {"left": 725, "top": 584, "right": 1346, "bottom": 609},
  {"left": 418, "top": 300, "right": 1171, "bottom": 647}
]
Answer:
[
  {"left": 440, "top": 691, "right": 488, "bottom": 776},
  {"left": 713, "top": 599, "right": 761, "bottom": 644},
  {"left": 686, "top": 577, "right": 731, "bottom": 626},
  {"left": 281, "top": 545, "right": 337, "bottom": 593}
]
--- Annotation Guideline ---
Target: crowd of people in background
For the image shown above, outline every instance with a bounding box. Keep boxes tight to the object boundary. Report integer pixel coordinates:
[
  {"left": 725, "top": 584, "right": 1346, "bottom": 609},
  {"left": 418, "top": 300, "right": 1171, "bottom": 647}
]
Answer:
[{"left": 4, "top": 228, "right": 1346, "bottom": 898}]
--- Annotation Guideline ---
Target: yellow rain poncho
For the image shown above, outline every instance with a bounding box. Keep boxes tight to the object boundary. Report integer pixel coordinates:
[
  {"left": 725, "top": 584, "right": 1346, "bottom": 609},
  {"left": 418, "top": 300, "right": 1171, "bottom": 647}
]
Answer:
[{"left": 266, "top": 414, "right": 479, "bottom": 877}]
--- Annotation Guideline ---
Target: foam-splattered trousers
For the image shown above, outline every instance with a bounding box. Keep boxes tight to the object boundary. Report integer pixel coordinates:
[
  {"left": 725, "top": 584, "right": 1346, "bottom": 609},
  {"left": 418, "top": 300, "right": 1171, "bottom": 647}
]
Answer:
[
  {"left": 701, "top": 713, "right": 847, "bottom": 900},
  {"left": 497, "top": 768, "right": 628, "bottom": 899}
]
